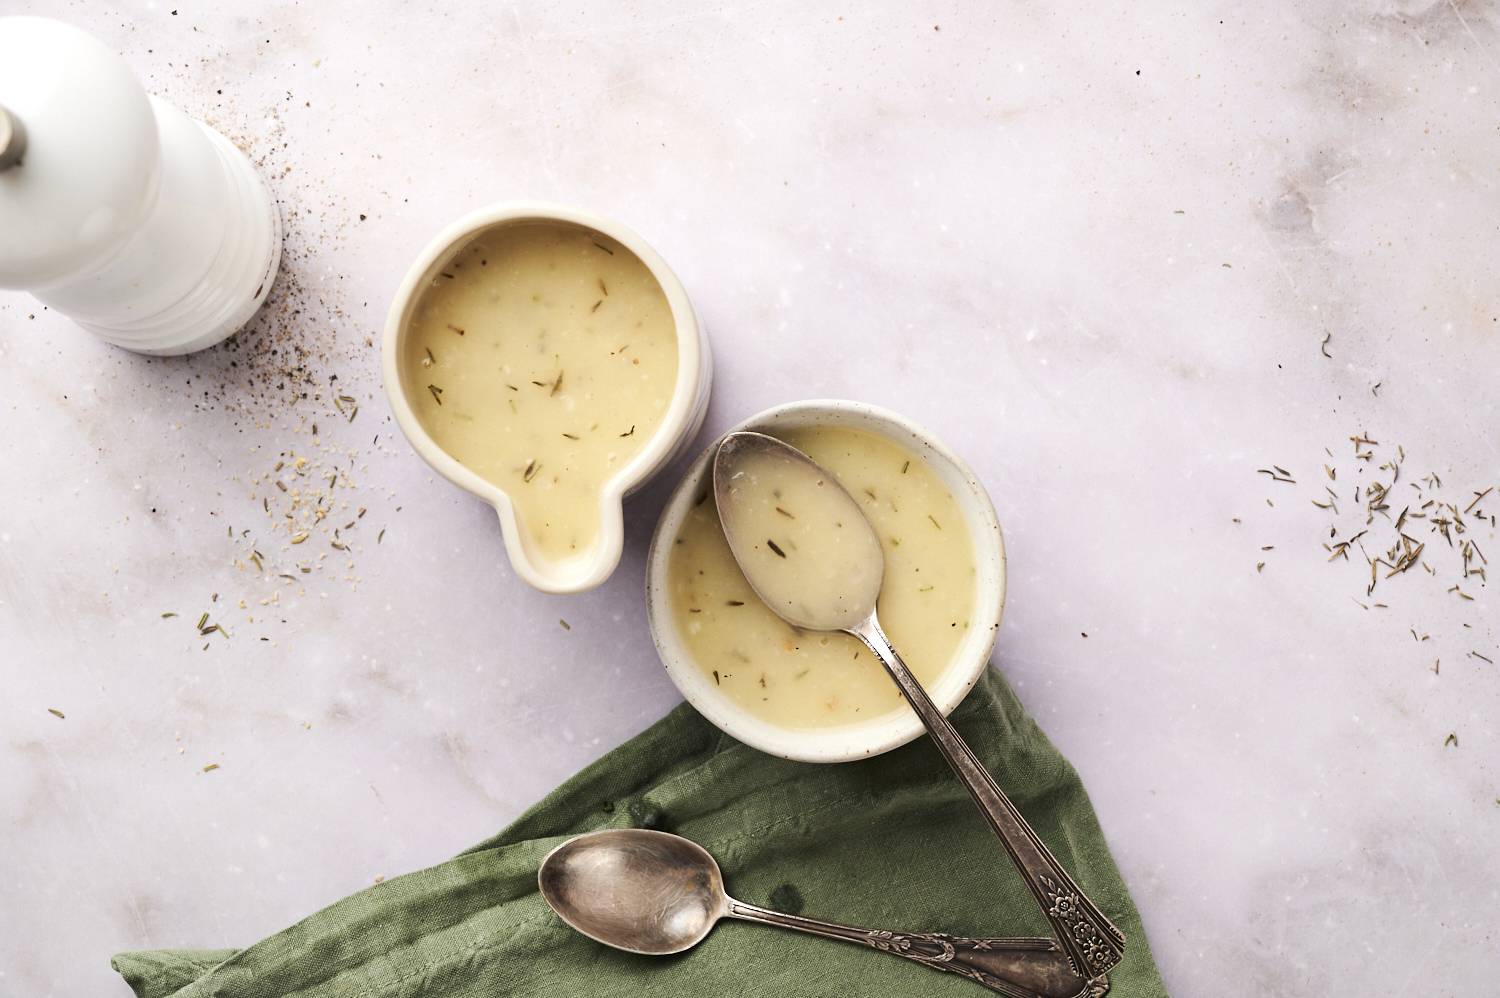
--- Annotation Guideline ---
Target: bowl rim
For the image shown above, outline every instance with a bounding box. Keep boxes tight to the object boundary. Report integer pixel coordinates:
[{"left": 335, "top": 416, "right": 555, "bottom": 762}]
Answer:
[
  {"left": 381, "top": 200, "right": 706, "bottom": 594},
  {"left": 646, "top": 398, "right": 1007, "bottom": 763}
]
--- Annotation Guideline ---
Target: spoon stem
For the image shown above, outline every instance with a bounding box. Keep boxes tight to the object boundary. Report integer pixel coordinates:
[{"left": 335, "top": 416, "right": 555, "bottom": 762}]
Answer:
[
  {"left": 850, "top": 615, "right": 1126, "bottom": 982},
  {"left": 725, "top": 898, "right": 1095, "bottom": 998}
]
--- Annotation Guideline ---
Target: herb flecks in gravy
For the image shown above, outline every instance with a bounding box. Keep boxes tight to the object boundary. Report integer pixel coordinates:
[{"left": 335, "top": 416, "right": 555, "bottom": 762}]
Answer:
[
  {"left": 405, "top": 222, "right": 677, "bottom": 561},
  {"left": 668, "top": 426, "right": 977, "bottom": 729}
]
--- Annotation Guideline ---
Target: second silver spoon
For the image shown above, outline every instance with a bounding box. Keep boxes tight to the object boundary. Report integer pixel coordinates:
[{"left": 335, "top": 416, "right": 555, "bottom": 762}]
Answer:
[{"left": 539, "top": 827, "right": 1091, "bottom": 997}]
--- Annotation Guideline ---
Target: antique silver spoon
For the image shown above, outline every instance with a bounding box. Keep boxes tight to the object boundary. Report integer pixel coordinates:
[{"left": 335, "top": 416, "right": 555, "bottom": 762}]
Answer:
[
  {"left": 538, "top": 827, "right": 1096, "bottom": 997},
  {"left": 712, "top": 432, "right": 1125, "bottom": 983}
]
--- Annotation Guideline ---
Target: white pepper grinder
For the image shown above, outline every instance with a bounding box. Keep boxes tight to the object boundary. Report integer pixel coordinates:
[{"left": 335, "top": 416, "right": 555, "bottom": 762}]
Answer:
[{"left": 0, "top": 16, "right": 281, "bottom": 355}]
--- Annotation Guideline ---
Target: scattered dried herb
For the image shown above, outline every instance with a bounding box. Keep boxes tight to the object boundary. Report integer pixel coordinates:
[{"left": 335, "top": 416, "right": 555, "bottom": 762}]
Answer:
[
  {"left": 766, "top": 539, "right": 787, "bottom": 558},
  {"left": 427, "top": 384, "right": 444, "bottom": 405},
  {"left": 47, "top": 708, "right": 65, "bottom": 720},
  {"left": 1263, "top": 435, "right": 1493, "bottom": 712}
]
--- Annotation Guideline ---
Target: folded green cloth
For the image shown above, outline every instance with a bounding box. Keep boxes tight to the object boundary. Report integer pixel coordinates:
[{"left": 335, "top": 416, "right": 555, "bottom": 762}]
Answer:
[{"left": 113, "top": 668, "right": 1166, "bottom": 997}]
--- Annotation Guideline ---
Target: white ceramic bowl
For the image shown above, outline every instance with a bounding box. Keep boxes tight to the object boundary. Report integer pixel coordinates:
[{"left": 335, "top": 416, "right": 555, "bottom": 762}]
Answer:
[
  {"left": 383, "top": 201, "right": 712, "bottom": 594},
  {"left": 646, "top": 400, "right": 1006, "bottom": 763}
]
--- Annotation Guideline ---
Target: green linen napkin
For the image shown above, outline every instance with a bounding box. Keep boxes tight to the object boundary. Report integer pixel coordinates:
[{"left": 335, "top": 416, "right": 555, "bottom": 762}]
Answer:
[{"left": 113, "top": 667, "right": 1166, "bottom": 998}]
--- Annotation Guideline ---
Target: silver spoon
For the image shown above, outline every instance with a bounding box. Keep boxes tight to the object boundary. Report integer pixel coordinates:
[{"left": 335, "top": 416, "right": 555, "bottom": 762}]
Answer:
[
  {"left": 538, "top": 827, "right": 1097, "bottom": 997},
  {"left": 712, "top": 432, "right": 1125, "bottom": 984}
]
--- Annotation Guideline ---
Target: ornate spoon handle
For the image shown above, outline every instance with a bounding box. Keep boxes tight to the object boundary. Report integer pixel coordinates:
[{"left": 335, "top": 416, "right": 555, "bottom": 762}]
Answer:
[
  {"left": 725, "top": 899, "right": 1099, "bottom": 998},
  {"left": 851, "top": 616, "right": 1126, "bottom": 981}
]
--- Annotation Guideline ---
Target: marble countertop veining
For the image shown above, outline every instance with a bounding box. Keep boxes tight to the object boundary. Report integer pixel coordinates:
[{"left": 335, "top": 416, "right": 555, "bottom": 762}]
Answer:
[{"left": 2, "top": 1, "right": 1498, "bottom": 995}]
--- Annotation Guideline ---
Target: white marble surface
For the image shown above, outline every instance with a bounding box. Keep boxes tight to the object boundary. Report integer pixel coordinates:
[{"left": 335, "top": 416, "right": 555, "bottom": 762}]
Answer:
[{"left": 3, "top": 1, "right": 1499, "bottom": 994}]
